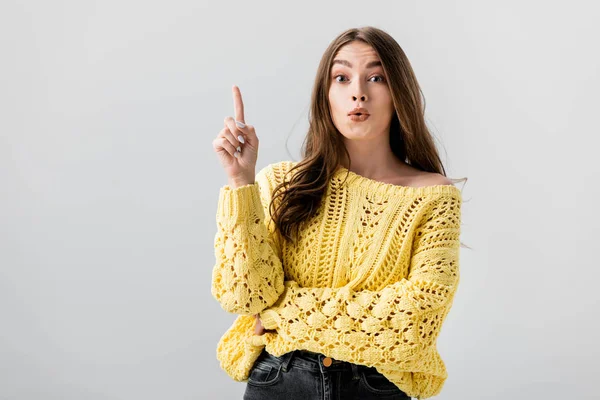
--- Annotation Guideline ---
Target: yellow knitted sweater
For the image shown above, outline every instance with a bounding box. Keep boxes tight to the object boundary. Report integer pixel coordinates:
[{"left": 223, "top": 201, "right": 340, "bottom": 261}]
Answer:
[{"left": 211, "top": 160, "right": 462, "bottom": 400}]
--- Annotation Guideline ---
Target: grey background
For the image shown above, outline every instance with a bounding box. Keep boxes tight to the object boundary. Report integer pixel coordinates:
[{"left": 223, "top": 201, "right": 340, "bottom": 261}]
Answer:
[{"left": 2, "top": 0, "right": 599, "bottom": 399}]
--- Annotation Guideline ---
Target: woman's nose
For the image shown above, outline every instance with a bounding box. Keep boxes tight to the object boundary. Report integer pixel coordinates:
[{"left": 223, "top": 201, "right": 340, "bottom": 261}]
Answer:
[{"left": 351, "top": 80, "right": 367, "bottom": 101}]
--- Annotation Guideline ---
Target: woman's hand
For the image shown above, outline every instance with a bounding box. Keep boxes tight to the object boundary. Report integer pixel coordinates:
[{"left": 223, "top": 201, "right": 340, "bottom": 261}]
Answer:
[
  {"left": 212, "top": 85, "right": 259, "bottom": 187},
  {"left": 254, "top": 314, "right": 265, "bottom": 335},
  {"left": 254, "top": 314, "right": 276, "bottom": 335}
]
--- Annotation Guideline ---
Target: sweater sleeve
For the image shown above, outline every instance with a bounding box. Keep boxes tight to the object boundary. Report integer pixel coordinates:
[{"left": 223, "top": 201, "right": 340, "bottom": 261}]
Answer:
[
  {"left": 210, "top": 163, "right": 287, "bottom": 315},
  {"left": 258, "top": 193, "right": 462, "bottom": 371}
]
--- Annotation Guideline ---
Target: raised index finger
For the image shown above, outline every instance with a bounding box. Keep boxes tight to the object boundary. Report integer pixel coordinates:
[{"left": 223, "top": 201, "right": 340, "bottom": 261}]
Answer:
[{"left": 232, "top": 85, "right": 245, "bottom": 124}]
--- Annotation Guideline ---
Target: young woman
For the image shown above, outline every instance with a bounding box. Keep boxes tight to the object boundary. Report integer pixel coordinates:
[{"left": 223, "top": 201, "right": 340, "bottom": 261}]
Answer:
[{"left": 211, "top": 26, "right": 466, "bottom": 400}]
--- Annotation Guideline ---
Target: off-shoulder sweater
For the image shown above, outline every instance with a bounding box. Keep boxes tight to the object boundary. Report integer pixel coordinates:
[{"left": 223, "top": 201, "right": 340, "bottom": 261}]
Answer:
[{"left": 211, "top": 160, "right": 462, "bottom": 400}]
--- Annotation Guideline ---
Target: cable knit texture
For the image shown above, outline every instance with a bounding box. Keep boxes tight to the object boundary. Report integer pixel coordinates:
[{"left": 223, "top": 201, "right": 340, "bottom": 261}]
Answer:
[{"left": 211, "top": 160, "right": 462, "bottom": 399}]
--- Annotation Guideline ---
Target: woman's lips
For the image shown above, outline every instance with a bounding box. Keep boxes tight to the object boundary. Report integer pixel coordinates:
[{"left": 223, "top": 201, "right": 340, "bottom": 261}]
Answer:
[{"left": 349, "top": 114, "right": 370, "bottom": 122}]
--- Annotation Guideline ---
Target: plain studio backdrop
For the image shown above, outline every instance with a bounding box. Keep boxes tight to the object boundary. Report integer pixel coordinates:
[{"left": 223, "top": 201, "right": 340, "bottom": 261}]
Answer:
[{"left": 1, "top": 1, "right": 598, "bottom": 399}]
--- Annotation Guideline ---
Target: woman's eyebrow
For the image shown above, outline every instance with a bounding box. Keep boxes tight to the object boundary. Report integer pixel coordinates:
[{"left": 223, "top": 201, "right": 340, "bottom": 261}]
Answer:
[{"left": 332, "top": 59, "right": 382, "bottom": 68}]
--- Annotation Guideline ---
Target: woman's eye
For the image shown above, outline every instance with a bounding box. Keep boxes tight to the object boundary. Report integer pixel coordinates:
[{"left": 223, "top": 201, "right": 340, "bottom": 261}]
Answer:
[{"left": 333, "top": 74, "right": 385, "bottom": 83}]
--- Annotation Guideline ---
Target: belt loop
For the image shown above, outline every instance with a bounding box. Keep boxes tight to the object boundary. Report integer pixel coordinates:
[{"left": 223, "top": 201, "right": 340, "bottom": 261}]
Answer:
[
  {"left": 281, "top": 350, "right": 295, "bottom": 372},
  {"left": 351, "top": 363, "right": 360, "bottom": 380}
]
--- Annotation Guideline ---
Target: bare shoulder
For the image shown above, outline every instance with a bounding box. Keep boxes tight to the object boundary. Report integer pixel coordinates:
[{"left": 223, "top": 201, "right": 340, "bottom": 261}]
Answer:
[
  {"left": 424, "top": 172, "right": 454, "bottom": 186},
  {"left": 401, "top": 164, "right": 454, "bottom": 187}
]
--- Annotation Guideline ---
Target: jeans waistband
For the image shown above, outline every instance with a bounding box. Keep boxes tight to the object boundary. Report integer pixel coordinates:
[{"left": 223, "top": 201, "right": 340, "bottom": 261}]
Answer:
[
  {"left": 257, "top": 349, "right": 363, "bottom": 378},
  {"left": 290, "top": 349, "right": 346, "bottom": 365}
]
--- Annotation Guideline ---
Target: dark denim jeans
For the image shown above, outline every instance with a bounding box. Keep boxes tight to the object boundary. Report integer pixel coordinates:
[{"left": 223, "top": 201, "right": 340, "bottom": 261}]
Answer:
[{"left": 243, "top": 348, "right": 411, "bottom": 400}]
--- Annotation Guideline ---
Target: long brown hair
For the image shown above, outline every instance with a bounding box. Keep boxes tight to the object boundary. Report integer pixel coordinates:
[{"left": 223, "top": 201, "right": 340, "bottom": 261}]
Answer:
[{"left": 269, "top": 26, "right": 467, "bottom": 245}]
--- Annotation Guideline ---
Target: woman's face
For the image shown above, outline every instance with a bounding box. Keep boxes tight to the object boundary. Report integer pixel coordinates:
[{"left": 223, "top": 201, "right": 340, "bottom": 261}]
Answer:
[{"left": 328, "top": 41, "right": 394, "bottom": 142}]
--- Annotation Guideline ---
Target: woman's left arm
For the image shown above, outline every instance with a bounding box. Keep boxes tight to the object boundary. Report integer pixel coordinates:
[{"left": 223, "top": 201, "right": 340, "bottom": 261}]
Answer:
[{"left": 258, "top": 194, "right": 462, "bottom": 371}]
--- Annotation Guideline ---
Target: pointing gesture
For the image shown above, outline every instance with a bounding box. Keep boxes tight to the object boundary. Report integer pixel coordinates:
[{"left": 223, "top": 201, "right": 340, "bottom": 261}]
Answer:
[
  {"left": 212, "top": 85, "right": 259, "bottom": 188},
  {"left": 233, "top": 84, "right": 245, "bottom": 125}
]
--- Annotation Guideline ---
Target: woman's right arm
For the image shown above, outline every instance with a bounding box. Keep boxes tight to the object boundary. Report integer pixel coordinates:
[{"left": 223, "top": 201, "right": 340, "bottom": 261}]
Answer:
[{"left": 210, "top": 85, "right": 285, "bottom": 315}]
